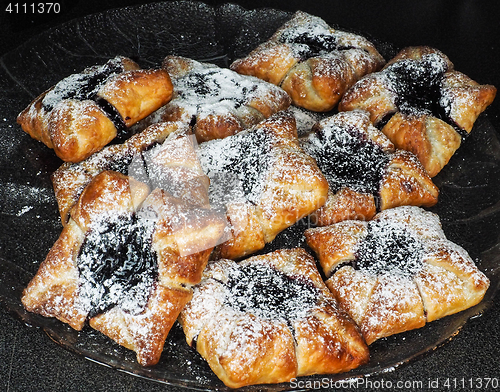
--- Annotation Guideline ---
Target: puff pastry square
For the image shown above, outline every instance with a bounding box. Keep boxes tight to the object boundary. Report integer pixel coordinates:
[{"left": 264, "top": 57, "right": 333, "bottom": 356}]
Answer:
[
  {"left": 198, "top": 110, "right": 329, "bottom": 259},
  {"left": 179, "top": 248, "right": 369, "bottom": 388},
  {"left": 305, "top": 206, "right": 490, "bottom": 344},
  {"left": 17, "top": 56, "right": 173, "bottom": 162},
  {"left": 300, "top": 110, "right": 438, "bottom": 226},
  {"left": 51, "top": 121, "right": 209, "bottom": 225},
  {"left": 339, "top": 46, "right": 496, "bottom": 176},
  {"left": 22, "top": 170, "right": 226, "bottom": 366},
  {"left": 231, "top": 11, "right": 385, "bottom": 112},
  {"left": 137, "top": 56, "right": 291, "bottom": 142}
]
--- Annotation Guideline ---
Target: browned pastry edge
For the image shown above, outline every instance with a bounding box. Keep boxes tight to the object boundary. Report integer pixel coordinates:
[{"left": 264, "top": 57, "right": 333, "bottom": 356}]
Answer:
[
  {"left": 302, "top": 110, "right": 438, "bottom": 227},
  {"left": 230, "top": 11, "right": 386, "bottom": 112},
  {"left": 17, "top": 57, "right": 173, "bottom": 163},
  {"left": 51, "top": 121, "right": 192, "bottom": 225},
  {"left": 179, "top": 248, "right": 369, "bottom": 388},
  {"left": 208, "top": 111, "right": 329, "bottom": 260},
  {"left": 339, "top": 46, "right": 497, "bottom": 177},
  {"left": 22, "top": 170, "right": 226, "bottom": 366},
  {"left": 154, "top": 56, "right": 292, "bottom": 143},
  {"left": 305, "top": 206, "right": 490, "bottom": 345}
]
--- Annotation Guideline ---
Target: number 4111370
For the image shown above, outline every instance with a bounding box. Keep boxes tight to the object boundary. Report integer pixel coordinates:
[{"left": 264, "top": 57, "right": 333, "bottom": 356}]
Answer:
[{"left": 5, "top": 3, "right": 61, "bottom": 13}]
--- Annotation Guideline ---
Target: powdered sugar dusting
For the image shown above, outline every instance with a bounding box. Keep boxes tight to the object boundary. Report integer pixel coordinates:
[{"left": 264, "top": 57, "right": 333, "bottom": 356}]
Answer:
[
  {"left": 42, "top": 57, "right": 127, "bottom": 112},
  {"left": 198, "top": 126, "right": 274, "bottom": 208}
]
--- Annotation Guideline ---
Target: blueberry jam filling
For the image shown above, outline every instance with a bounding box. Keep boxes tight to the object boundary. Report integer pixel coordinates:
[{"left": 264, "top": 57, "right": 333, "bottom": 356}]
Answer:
[
  {"left": 41, "top": 58, "right": 127, "bottom": 135},
  {"left": 77, "top": 213, "right": 157, "bottom": 318},
  {"left": 95, "top": 97, "right": 128, "bottom": 140},
  {"left": 42, "top": 59, "right": 125, "bottom": 112},
  {"left": 198, "top": 128, "right": 273, "bottom": 207},
  {"left": 302, "top": 123, "right": 390, "bottom": 195},
  {"left": 386, "top": 54, "right": 461, "bottom": 131},
  {"left": 224, "top": 263, "right": 319, "bottom": 322},
  {"left": 354, "top": 220, "right": 424, "bottom": 277},
  {"left": 279, "top": 30, "right": 359, "bottom": 61}
]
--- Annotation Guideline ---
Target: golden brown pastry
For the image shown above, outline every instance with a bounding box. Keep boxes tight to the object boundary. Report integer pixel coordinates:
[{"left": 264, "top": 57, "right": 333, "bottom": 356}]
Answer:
[
  {"left": 17, "top": 56, "right": 173, "bottom": 162},
  {"left": 137, "top": 56, "right": 291, "bottom": 143},
  {"left": 51, "top": 121, "right": 209, "bottom": 225},
  {"left": 21, "top": 170, "right": 226, "bottom": 366},
  {"left": 199, "top": 111, "right": 329, "bottom": 259},
  {"left": 230, "top": 11, "right": 385, "bottom": 112},
  {"left": 339, "top": 46, "right": 497, "bottom": 177},
  {"left": 300, "top": 110, "right": 438, "bottom": 226},
  {"left": 179, "top": 248, "right": 369, "bottom": 388},
  {"left": 305, "top": 206, "right": 490, "bottom": 345}
]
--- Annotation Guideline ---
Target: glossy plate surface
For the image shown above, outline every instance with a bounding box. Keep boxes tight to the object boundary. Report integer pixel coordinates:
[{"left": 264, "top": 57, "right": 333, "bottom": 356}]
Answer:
[{"left": 0, "top": 2, "right": 499, "bottom": 390}]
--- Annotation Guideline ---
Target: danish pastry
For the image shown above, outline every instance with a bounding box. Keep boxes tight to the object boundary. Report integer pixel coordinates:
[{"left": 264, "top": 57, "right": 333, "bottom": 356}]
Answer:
[
  {"left": 138, "top": 56, "right": 291, "bottom": 142},
  {"left": 300, "top": 110, "right": 438, "bottom": 226},
  {"left": 339, "top": 46, "right": 497, "bottom": 176},
  {"left": 21, "top": 170, "right": 226, "bottom": 366},
  {"left": 198, "top": 111, "right": 329, "bottom": 259},
  {"left": 179, "top": 248, "right": 369, "bottom": 388},
  {"left": 230, "top": 11, "right": 385, "bottom": 112},
  {"left": 51, "top": 121, "right": 209, "bottom": 225},
  {"left": 305, "top": 206, "right": 490, "bottom": 344},
  {"left": 17, "top": 56, "right": 173, "bottom": 162}
]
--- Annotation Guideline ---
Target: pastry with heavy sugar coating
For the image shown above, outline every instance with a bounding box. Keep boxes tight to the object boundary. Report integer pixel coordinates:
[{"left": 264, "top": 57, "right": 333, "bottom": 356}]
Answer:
[
  {"left": 198, "top": 111, "right": 329, "bottom": 259},
  {"left": 17, "top": 56, "right": 173, "bottom": 162},
  {"left": 22, "top": 171, "right": 226, "bottom": 366},
  {"left": 300, "top": 110, "right": 438, "bottom": 226},
  {"left": 339, "top": 46, "right": 496, "bottom": 176},
  {"left": 138, "top": 56, "right": 291, "bottom": 143},
  {"left": 305, "top": 206, "right": 490, "bottom": 344},
  {"left": 231, "top": 11, "right": 385, "bottom": 112},
  {"left": 179, "top": 248, "right": 369, "bottom": 388}
]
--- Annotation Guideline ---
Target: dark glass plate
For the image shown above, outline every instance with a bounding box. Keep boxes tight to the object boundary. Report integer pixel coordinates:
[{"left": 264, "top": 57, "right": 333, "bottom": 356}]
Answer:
[{"left": 0, "top": 2, "right": 499, "bottom": 391}]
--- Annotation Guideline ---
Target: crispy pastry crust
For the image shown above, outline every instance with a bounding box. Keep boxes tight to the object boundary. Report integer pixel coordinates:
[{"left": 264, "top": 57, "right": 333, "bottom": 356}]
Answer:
[
  {"left": 201, "top": 111, "right": 329, "bottom": 259},
  {"left": 301, "top": 110, "right": 438, "bottom": 226},
  {"left": 51, "top": 121, "right": 207, "bottom": 225},
  {"left": 136, "top": 56, "right": 291, "bottom": 143},
  {"left": 339, "top": 46, "right": 496, "bottom": 177},
  {"left": 17, "top": 56, "right": 173, "bottom": 162},
  {"left": 179, "top": 248, "right": 369, "bottom": 388},
  {"left": 22, "top": 170, "right": 226, "bottom": 366},
  {"left": 231, "top": 11, "right": 385, "bottom": 112},
  {"left": 305, "top": 206, "right": 490, "bottom": 344}
]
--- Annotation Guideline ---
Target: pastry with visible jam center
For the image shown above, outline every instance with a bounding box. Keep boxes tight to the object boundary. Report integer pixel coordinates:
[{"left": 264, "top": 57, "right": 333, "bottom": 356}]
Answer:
[
  {"left": 21, "top": 169, "right": 226, "bottom": 366},
  {"left": 17, "top": 56, "right": 173, "bottom": 162},
  {"left": 305, "top": 206, "right": 490, "bottom": 344},
  {"left": 300, "top": 110, "right": 438, "bottom": 226},
  {"left": 198, "top": 110, "right": 329, "bottom": 259},
  {"left": 230, "top": 11, "right": 385, "bottom": 112},
  {"left": 339, "top": 46, "right": 497, "bottom": 177},
  {"left": 137, "top": 56, "right": 291, "bottom": 142},
  {"left": 179, "top": 248, "right": 369, "bottom": 388}
]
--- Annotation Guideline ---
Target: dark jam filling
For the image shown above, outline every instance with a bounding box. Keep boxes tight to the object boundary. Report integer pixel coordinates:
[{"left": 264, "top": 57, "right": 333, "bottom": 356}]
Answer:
[
  {"left": 199, "top": 128, "right": 273, "bottom": 206},
  {"left": 77, "top": 213, "right": 157, "bottom": 318},
  {"left": 302, "top": 124, "right": 390, "bottom": 195},
  {"left": 41, "top": 58, "right": 126, "bottom": 135},
  {"left": 42, "top": 58, "right": 125, "bottom": 112},
  {"left": 95, "top": 97, "right": 128, "bottom": 140},
  {"left": 386, "top": 54, "right": 461, "bottom": 132},
  {"left": 354, "top": 220, "right": 424, "bottom": 277},
  {"left": 224, "top": 263, "right": 319, "bottom": 322},
  {"left": 279, "top": 31, "right": 356, "bottom": 60}
]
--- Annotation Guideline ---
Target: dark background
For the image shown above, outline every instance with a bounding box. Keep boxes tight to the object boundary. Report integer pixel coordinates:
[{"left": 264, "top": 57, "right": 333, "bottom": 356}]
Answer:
[{"left": 1, "top": 1, "right": 499, "bottom": 391}]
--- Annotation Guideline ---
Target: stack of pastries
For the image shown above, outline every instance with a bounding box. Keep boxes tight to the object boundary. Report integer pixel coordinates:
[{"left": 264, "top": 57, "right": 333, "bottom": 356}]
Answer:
[{"left": 17, "top": 10, "right": 495, "bottom": 388}]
